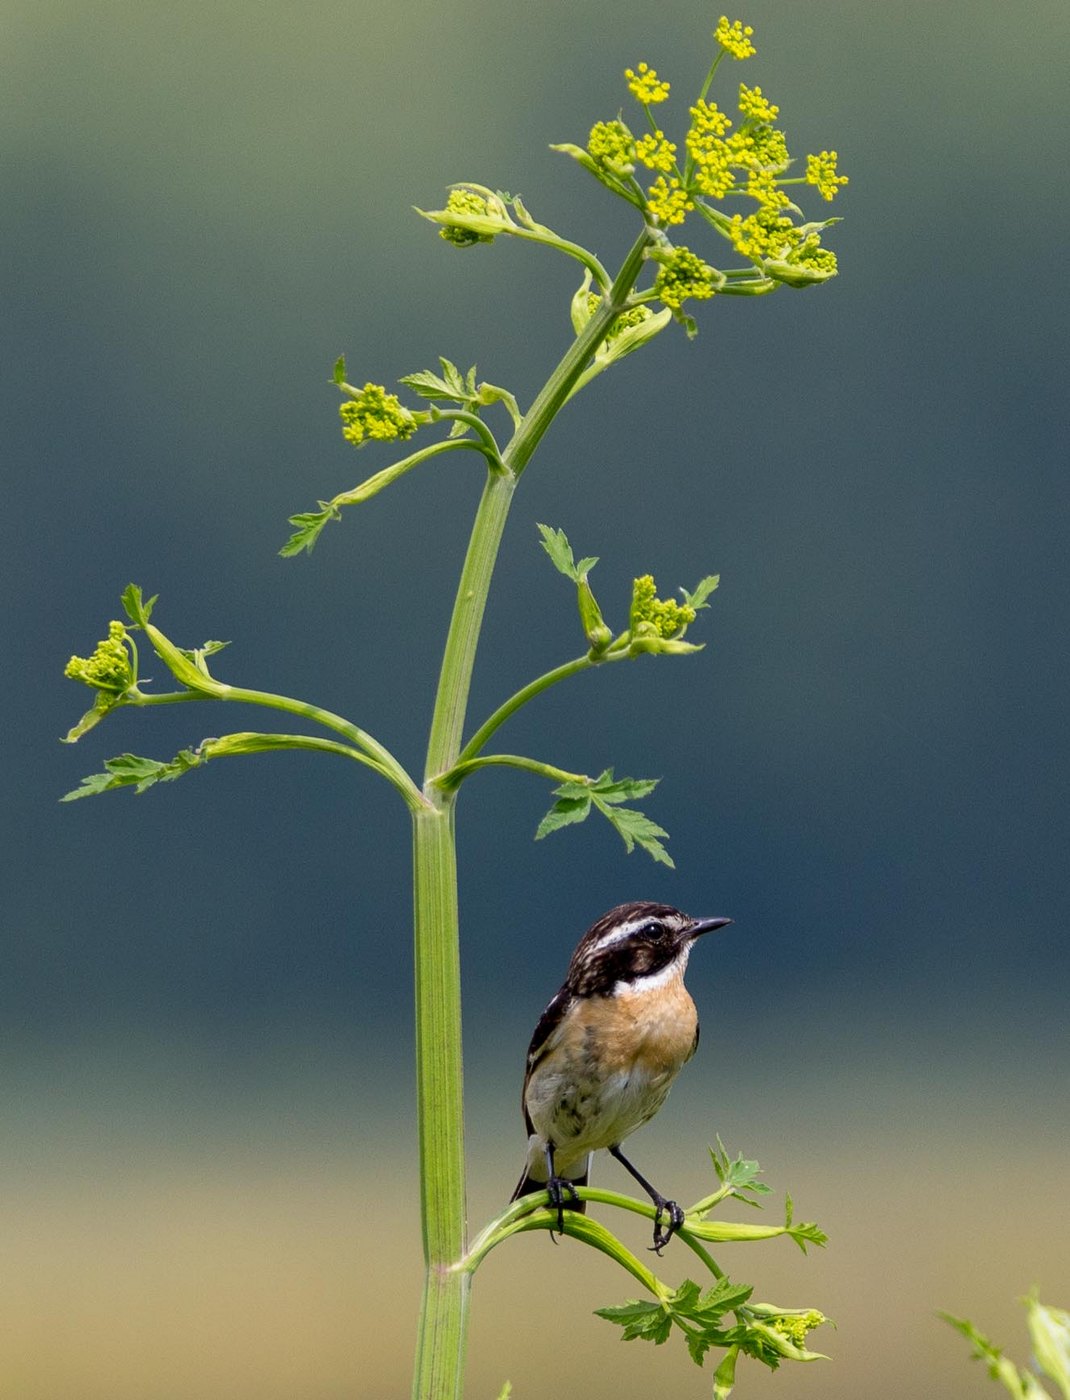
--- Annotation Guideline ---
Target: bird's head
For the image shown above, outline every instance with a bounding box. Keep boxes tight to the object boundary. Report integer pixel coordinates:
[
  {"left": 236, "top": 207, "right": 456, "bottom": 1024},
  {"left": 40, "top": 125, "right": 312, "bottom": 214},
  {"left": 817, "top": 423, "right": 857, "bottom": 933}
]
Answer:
[{"left": 567, "top": 900, "right": 732, "bottom": 996}]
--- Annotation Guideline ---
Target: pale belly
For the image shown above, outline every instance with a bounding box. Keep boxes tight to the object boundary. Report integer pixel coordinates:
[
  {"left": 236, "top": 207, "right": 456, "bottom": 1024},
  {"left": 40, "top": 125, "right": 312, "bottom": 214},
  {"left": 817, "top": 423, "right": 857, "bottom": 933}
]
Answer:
[{"left": 524, "top": 978, "right": 698, "bottom": 1174}]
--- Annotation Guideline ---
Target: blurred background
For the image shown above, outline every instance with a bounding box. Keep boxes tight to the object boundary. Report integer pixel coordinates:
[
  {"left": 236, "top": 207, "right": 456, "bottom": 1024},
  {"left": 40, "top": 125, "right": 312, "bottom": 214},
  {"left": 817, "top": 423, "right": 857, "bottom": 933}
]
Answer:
[{"left": 4, "top": 0, "right": 1068, "bottom": 1395}]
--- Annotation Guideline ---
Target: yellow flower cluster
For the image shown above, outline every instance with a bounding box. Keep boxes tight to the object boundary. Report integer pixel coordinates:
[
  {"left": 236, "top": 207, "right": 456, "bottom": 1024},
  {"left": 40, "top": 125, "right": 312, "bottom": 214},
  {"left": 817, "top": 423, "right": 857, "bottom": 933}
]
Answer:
[
  {"left": 714, "top": 16, "right": 756, "bottom": 60},
  {"left": 339, "top": 384, "right": 417, "bottom": 446},
  {"left": 746, "top": 168, "right": 790, "bottom": 210},
  {"left": 738, "top": 82, "right": 779, "bottom": 122},
  {"left": 65, "top": 621, "right": 133, "bottom": 693},
  {"left": 806, "top": 150, "right": 849, "bottom": 200},
  {"left": 727, "top": 208, "right": 796, "bottom": 262},
  {"left": 439, "top": 189, "right": 496, "bottom": 247},
  {"left": 729, "top": 209, "right": 838, "bottom": 282},
  {"left": 646, "top": 175, "right": 693, "bottom": 226},
  {"left": 770, "top": 1311, "right": 827, "bottom": 1349},
  {"left": 625, "top": 61, "right": 670, "bottom": 104},
  {"left": 653, "top": 247, "right": 717, "bottom": 309},
  {"left": 630, "top": 575, "right": 697, "bottom": 639},
  {"left": 635, "top": 130, "right": 677, "bottom": 172},
  {"left": 688, "top": 98, "right": 732, "bottom": 144},
  {"left": 587, "top": 119, "right": 636, "bottom": 170}
]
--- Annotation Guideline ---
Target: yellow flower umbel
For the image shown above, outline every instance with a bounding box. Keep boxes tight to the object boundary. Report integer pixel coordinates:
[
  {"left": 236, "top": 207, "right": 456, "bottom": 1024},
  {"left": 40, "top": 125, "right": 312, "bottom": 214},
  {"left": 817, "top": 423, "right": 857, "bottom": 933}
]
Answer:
[
  {"left": 646, "top": 175, "right": 693, "bottom": 227},
  {"left": 587, "top": 119, "right": 637, "bottom": 173},
  {"left": 625, "top": 62, "right": 670, "bottom": 104},
  {"left": 635, "top": 131, "right": 677, "bottom": 173},
  {"left": 738, "top": 82, "right": 779, "bottom": 123},
  {"left": 806, "top": 150, "right": 849, "bottom": 200},
  {"left": 714, "top": 15, "right": 756, "bottom": 60},
  {"left": 653, "top": 247, "right": 718, "bottom": 310},
  {"left": 339, "top": 384, "right": 417, "bottom": 446},
  {"left": 65, "top": 621, "right": 134, "bottom": 694}
]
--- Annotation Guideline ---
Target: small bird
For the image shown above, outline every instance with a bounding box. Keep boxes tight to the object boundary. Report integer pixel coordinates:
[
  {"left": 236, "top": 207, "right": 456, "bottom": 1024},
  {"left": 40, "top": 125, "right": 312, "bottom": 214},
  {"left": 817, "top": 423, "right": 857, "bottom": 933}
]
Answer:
[{"left": 511, "top": 900, "right": 732, "bottom": 1252}]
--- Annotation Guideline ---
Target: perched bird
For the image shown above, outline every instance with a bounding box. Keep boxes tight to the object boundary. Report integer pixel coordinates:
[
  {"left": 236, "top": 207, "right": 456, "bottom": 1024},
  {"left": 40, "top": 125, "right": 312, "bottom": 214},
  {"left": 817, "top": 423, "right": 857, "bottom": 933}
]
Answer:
[{"left": 511, "top": 900, "right": 732, "bottom": 1252}]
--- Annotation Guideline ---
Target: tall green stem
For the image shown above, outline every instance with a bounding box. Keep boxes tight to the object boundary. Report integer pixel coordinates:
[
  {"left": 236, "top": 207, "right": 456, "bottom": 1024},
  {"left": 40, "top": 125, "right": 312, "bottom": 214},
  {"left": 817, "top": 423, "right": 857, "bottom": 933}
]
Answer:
[
  {"left": 411, "top": 226, "right": 655, "bottom": 1400},
  {"left": 411, "top": 797, "right": 469, "bottom": 1400}
]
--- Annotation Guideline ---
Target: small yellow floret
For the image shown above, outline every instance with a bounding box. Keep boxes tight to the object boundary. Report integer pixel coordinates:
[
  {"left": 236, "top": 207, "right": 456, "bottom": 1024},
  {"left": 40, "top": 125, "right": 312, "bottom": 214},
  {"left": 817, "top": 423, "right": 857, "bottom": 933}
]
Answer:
[
  {"left": 635, "top": 131, "right": 677, "bottom": 172},
  {"left": 746, "top": 168, "right": 790, "bottom": 212},
  {"left": 806, "top": 150, "right": 849, "bottom": 200},
  {"left": 715, "top": 16, "right": 756, "bottom": 59},
  {"left": 688, "top": 98, "right": 732, "bottom": 150},
  {"left": 738, "top": 83, "right": 779, "bottom": 123},
  {"left": 625, "top": 61, "right": 671, "bottom": 104},
  {"left": 646, "top": 175, "right": 693, "bottom": 226}
]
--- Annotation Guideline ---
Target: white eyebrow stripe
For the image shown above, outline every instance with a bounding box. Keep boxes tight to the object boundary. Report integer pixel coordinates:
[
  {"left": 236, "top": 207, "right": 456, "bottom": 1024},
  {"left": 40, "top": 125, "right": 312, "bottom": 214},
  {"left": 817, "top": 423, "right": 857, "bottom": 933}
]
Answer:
[{"left": 588, "top": 917, "right": 656, "bottom": 953}]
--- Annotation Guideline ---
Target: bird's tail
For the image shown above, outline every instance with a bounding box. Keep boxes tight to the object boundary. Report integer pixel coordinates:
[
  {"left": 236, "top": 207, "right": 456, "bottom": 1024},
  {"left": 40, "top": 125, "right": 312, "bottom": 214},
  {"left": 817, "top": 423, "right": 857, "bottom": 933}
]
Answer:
[{"left": 510, "top": 1144, "right": 590, "bottom": 1213}]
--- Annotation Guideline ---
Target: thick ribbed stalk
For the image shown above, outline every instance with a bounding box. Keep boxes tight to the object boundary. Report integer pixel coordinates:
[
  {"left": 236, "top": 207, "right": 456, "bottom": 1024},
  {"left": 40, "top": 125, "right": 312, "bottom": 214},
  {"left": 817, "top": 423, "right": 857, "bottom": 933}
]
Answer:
[{"left": 411, "top": 797, "right": 468, "bottom": 1400}]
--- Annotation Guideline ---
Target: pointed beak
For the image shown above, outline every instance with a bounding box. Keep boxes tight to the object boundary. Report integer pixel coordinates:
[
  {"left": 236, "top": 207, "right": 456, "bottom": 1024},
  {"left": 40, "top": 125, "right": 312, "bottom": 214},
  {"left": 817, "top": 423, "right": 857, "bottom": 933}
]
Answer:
[{"left": 687, "top": 916, "right": 733, "bottom": 941}]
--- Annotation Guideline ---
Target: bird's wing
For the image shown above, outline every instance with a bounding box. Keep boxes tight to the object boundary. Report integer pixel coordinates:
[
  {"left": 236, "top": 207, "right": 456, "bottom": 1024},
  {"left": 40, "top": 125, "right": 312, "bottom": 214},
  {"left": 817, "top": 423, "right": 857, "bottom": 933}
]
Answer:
[{"left": 520, "top": 984, "right": 571, "bottom": 1132}]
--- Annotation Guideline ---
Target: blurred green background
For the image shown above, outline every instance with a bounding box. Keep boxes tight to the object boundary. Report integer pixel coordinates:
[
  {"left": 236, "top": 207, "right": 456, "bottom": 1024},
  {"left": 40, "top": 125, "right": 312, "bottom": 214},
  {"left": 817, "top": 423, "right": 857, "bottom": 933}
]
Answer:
[{"left": 4, "top": 0, "right": 1068, "bottom": 1395}]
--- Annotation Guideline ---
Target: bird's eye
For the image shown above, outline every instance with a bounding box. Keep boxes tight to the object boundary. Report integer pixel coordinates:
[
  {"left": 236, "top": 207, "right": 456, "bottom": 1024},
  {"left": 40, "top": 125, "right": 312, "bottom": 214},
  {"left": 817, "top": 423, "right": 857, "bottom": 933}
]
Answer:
[{"left": 640, "top": 920, "right": 664, "bottom": 940}]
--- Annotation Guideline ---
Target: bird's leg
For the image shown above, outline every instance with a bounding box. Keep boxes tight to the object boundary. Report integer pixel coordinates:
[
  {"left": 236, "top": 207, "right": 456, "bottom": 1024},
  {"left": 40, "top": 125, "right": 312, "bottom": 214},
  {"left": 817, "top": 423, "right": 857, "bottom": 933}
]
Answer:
[
  {"left": 609, "top": 1144, "right": 684, "bottom": 1254},
  {"left": 543, "top": 1143, "right": 581, "bottom": 1239}
]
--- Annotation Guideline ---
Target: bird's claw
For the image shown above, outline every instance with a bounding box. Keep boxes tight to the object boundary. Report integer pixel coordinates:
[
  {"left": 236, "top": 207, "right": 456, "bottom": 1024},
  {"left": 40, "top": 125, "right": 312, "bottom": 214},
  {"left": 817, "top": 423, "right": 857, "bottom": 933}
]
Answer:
[
  {"left": 649, "top": 1198, "right": 684, "bottom": 1254},
  {"left": 546, "top": 1176, "right": 581, "bottom": 1240}
]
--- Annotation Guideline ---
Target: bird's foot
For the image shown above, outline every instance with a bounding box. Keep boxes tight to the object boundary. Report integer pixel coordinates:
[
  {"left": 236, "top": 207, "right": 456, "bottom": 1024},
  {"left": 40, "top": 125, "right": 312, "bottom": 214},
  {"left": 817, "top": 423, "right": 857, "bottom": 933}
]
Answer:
[
  {"left": 649, "top": 1197, "right": 685, "bottom": 1255},
  {"left": 545, "top": 1176, "right": 582, "bottom": 1239}
]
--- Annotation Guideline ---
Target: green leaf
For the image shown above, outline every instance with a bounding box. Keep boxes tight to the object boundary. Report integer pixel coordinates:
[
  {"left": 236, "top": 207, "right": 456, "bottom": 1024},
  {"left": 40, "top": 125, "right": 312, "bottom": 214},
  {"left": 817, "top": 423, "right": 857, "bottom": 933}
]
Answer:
[
  {"left": 692, "top": 1280, "right": 755, "bottom": 1321},
  {"left": 592, "top": 796, "right": 674, "bottom": 867},
  {"left": 534, "top": 794, "right": 591, "bottom": 839},
  {"left": 686, "top": 1330, "right": 714, "bottom": 1366},
  {"left": 682, "top": 575, "right": 721, "bottom": 611},
  {"left": 120, "top": 583, "right": 157, "bottom": 626},
  {"left": 61, "top": 749, "right": 201, "bottom": 801},
  {"left": 332, "top": 355, "right": 346, "bottom": 385},
  {"left": 495, "top": 1385, "right": 513, "bottom": 1400},
  {"left": 710, "top": 1140, "right": 772, "bottom": 1204},
  {"left": 279, "top": 502, "right": 341, "bottom": 558},
  {"left": 399, "top": 357, "right": 480, "bottom": 404},
  {"left": 594, "top": 1298, "right": 672, "bottom": 1345},
  {"left": 535, "top": 769, "right": 671, "bottom": 866},
  {"left": 399, "top": 369, "right": 459, "bottom": 402},
  {"left": 537, "top": 523, "right": 594, "bottom": 582}
]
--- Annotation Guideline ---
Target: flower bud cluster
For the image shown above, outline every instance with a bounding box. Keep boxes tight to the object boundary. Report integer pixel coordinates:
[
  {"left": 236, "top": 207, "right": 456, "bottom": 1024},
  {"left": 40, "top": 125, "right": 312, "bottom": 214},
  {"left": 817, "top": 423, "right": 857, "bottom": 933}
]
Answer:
[
  {"left": 65, "top": 621, "right": 133, "bottom": 693},
  {"left": 627, "top": 574, "right": 703, "bottom": 649},
  {"left": 339, "top": 384, "right": 417, "bottom": 446}
]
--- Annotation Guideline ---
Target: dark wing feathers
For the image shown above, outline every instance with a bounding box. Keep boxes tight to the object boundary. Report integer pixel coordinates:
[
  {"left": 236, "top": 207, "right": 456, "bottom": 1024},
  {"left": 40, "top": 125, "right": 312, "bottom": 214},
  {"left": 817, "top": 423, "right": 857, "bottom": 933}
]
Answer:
[{"left": 520, "top": 984, "right": 572, "bottom": 1132}]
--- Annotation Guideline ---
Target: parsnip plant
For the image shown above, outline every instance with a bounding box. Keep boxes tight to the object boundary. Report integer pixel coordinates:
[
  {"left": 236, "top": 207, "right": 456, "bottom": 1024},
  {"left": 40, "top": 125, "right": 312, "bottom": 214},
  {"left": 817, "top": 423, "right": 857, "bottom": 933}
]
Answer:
[{"left": 62, "top": 17, "right": 846, "bottom": 1399}]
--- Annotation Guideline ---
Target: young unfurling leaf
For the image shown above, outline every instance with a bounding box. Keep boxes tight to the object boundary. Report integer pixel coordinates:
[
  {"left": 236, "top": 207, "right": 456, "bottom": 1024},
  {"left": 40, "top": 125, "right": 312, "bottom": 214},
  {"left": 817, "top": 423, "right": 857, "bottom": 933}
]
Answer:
[
  {"left": 60, "top": 749, "right": 202, "bottom": 801},
  {"left": 279, "top": 502, "right": 342, "bottom": 558},
  {"left": 536, "top": 523, "right": 598, "bottom": 582}
]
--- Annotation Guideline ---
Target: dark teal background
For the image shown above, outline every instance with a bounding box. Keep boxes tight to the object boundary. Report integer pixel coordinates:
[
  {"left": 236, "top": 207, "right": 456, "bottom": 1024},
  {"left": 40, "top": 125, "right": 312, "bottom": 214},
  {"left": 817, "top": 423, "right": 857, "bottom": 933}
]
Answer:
[{"left": 4, "top": 1, "right": 1068, "bottom": 1395}]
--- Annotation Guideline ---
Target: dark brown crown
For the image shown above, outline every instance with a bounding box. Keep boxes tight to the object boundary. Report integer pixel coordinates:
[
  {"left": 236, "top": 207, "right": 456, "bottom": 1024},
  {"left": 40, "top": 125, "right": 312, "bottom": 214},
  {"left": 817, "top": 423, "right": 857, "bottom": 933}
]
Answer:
[{"left": 566, "top": 901, "right": 700, "bottom": 997}]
